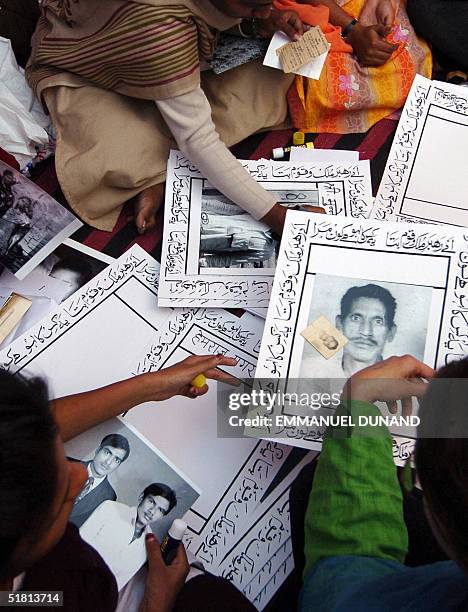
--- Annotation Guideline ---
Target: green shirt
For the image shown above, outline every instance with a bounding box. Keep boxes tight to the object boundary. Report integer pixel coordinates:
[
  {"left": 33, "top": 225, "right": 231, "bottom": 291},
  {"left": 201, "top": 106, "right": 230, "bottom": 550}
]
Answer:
[{"left": 303, "top": 400, "right": 408, "bottom": 577}]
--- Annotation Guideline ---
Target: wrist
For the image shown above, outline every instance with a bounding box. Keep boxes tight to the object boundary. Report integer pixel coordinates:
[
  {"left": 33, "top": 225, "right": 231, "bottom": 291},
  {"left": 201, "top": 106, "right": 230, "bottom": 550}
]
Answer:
[
  {"left": 342, "top": 378, "right": 376, "bottom": 404},
  {"left": 139, "top": 596, "right": 171, "bottom": 612},
  {"left": 136, "top": 372, "right": 163, "bottom": 403},
  {"left": 260, "top": 202, "right": 287, "bottom": 236},
  {"left": 345, "top": 20, "right": 362, "bottom": 47}
]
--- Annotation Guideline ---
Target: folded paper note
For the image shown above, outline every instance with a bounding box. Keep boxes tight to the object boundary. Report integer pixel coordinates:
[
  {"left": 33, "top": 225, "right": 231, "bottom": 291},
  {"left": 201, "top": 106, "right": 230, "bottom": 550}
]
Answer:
[{"left": 277, "top": 26, "right": 328, "bottom": 73}]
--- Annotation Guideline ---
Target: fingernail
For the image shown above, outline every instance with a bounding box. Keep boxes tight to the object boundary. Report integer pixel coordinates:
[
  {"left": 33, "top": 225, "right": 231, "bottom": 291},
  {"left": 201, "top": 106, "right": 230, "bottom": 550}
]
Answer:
[
  {"left": 138, "top": 221, "right": 147, "bottom": 235},
  {"left": 146, "top": 533, "right": 155, "bottom": 542}
]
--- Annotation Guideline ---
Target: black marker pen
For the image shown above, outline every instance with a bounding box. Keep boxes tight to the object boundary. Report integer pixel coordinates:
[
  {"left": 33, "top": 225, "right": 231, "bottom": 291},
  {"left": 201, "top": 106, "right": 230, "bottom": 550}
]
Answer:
[{"left": 160, "top": 519, "right": 187, "bottom": 565}]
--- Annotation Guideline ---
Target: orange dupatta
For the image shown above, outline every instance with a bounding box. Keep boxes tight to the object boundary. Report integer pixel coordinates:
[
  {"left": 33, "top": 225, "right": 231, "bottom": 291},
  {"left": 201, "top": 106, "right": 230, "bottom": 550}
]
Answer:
[{"left": 273, "top": 0, "right": 353, "bottom": 53}]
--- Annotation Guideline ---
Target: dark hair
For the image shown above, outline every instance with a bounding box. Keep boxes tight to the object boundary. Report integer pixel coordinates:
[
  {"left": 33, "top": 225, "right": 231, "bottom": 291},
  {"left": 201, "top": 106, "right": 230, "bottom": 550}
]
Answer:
[
  {"left": 2, "top": 170, "right": 14, "bottom": 179},
  {"left": 415, "top": 358, "right": 468, "bottom": 571},
  {"left": 141, "top": 483, "right": 177, "bottom": 514},
  {"left": 0, "top": 370, "right": 58, "bottom": 578},
  {"left": 50, "top": 255, "right": 94, "bottom": 288},
  {"left": 98, "top": 434, "right": 130, "bottom": 462},
  {"left": 340, "top": 283, "right": 397, "bottom": 328}
]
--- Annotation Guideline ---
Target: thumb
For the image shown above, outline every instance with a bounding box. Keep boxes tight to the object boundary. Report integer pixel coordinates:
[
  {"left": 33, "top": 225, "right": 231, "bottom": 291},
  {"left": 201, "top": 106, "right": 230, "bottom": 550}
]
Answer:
[
  {"left": 301, "top": 205, "right": 326, "bottom": 215},
  {"left": 374, "top": 23, "right": 391, "bottom": 37},
  {"left": 145, "top": 533, "right": 164, "bottom": 571}
]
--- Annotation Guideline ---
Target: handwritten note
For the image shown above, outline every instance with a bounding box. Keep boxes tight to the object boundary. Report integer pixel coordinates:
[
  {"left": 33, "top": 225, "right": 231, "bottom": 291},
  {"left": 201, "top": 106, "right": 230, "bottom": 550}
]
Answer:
[{"left": 276, "top": 26, "right": 328, "bottom": 73}]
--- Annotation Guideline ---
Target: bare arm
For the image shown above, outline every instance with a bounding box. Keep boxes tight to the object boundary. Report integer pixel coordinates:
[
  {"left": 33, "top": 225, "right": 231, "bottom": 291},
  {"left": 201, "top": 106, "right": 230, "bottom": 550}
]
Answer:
[{"left": 51, "top": 355, "right": 237, "bottom": 442}]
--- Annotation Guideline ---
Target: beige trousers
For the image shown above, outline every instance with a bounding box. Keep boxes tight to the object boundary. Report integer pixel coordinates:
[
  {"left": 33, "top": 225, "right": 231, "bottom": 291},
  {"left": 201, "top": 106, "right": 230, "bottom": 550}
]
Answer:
[{"left": 44, "top": 60, "right": 294, "bottom": 231}]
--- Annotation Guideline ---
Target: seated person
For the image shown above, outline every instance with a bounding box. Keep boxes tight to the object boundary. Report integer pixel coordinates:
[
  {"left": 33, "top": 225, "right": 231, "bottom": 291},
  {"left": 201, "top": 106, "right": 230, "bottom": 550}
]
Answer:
[
  {"left": 275, "top": 0, "right": 432, "bottom": 133},
  {"left": 300, "top": 355, "right": 468, "bottom": 610},
  {"left": 27, "top": 0, "right": 322, "bottom": 235},
  {"left": 0, "top": 354, "right": 254, "bottom": 611}
]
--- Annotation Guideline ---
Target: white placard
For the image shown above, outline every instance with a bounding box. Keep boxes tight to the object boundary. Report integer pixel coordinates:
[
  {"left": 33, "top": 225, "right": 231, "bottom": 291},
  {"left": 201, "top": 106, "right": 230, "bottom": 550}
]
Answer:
[
  {"left": 0, "top": 244, "right": 308, "bottom": 608},
  {"left": 254, "top": 211, "right": 468, "bottom": 463},
  {"left": 373, "top": 75, "right": 468, "bottom": 226},
  {"left": 159, "top": 150, "right": 373, "bottom": 308}
]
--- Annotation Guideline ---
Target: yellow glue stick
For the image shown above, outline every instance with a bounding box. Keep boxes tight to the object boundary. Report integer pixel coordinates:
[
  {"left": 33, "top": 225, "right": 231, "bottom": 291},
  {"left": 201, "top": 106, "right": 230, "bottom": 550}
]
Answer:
[{"left": 191, "top": 374, "right": 207, "bottom": 388}]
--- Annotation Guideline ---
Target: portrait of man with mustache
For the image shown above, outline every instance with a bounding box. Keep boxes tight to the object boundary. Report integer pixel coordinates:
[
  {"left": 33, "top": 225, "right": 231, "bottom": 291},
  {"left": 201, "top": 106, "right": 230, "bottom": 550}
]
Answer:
[{"left": 336, "top": 283, "right": 397, "bottom": 377}]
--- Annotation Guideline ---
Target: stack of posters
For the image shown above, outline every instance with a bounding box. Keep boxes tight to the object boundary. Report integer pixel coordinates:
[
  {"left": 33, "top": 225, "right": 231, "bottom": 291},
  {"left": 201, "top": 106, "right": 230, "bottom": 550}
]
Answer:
[
  {"left": 0, "top": 245, "right": 316, "bottom": 608},
  {"left": 158, "top": 150, "right": 373, "bottom": 311}
]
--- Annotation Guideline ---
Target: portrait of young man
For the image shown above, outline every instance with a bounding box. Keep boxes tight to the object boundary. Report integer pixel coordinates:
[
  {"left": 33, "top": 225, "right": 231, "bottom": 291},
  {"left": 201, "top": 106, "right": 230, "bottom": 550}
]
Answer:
[{"left": 69, "top": 433, "right": 130, "bottom": 528}]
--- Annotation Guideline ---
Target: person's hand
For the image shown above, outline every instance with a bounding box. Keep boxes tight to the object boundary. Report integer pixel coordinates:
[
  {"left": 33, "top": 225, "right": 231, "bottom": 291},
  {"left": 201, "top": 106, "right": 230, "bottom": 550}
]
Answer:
[
  {"left": 140, "top": 533, "right": 189, "bottom": 612},
  {"left": 145, "top": 354, "right": 239, "bottom": 402},
  {"left": 261, "top": 202, "right": 326, "bottom": 235},
  {"left": 347, "top": 23, "right": 398, "bottom": 66},
  {"left": 343, "top": 355, "right": 435, "bottom": 416},
  {"left": 359, "top": 0, "right": 395, "bottom": 27},
  {"left": 255, "top": 8, "right": 305, "bottom": 41},
  {"left": 375, "top": 0, "right": 395, "bottom": 26}
]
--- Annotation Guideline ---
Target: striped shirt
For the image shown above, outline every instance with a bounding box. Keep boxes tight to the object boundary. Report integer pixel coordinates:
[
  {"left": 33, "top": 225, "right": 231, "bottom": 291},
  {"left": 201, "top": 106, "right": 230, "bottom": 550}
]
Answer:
[{"left": 27, "top": 1, "right": 232, "bottom": 101}]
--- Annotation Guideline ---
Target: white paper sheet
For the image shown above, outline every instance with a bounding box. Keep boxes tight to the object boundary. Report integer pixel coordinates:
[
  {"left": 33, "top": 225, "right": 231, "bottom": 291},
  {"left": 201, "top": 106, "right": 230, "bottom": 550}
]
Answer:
[
  {"left": 253, "top": 211, "right": 468, "bottom": 463},
  {"left": 373, "top": 75, "right": 468, "bottom": 226},
  {"left": 263, "top": 31, "right": 329, "bottom": 79},
  {"left": 216, "top": 451, "right": 315, "bottom": 610},
  {"left": 159, "top": 150, "right": 373, "bottom": 308},
  {"left": 0, "top": 244, "right": 306, "bottom": 608},
  {"left": 289, "top": 147, "right": 359, "bottom": 163}
]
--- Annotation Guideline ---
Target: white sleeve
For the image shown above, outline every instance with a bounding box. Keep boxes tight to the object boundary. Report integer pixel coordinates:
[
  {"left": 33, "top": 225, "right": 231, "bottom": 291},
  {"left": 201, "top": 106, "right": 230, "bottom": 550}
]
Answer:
[{"left": 155, "top": 87, "right": 276, "bottom": 221}]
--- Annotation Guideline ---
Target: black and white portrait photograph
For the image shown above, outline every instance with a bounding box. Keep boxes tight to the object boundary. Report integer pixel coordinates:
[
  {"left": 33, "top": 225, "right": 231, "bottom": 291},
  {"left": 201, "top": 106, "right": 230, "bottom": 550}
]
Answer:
[
  {"left": 199, "top": 188, "right": 279, "bottom": 270},
  {"left": 65, "top": 418, "right": 200, "bottom": 590},
  {"left": 0, "top": 240, "right": 112, "bottom": 347},
  {"left": 38, "top": 242, "right": 111, "bottom": 302},
  {"left": 299, "top": 275, "right": 433, "bottom": 380},
  {"left": 0, "top": 161, "right": 80, "bottom": 277}
]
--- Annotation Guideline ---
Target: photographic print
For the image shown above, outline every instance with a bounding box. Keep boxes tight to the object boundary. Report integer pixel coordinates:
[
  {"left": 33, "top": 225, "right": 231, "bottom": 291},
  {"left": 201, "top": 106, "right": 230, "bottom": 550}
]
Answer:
[
  {"left": 199, "top": 189, "right": 279, "bottom": 270},
  {"left": 159, "top": 150, "right": 373, "bottom": 308},
  {"left": 299, "top": 275, "right": 432, "bottom": 380},
  {"left": 0, "top": 240, "right": 113, "bottom": 347},
  {"left": 66, "top": 418, "right": 200, "bottom": 590},
  {"left": 0, "top": 162, "right": 81, "bottom": 278},
  {"left": 37, "top": 240, "right": 113, "bottom": 302}
]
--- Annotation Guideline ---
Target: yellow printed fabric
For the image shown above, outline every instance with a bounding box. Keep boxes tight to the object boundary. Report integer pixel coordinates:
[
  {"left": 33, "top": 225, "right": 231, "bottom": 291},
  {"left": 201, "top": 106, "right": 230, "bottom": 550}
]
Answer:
[{"left": 288, "top": 0, "right": 432, "bottom": 133}]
